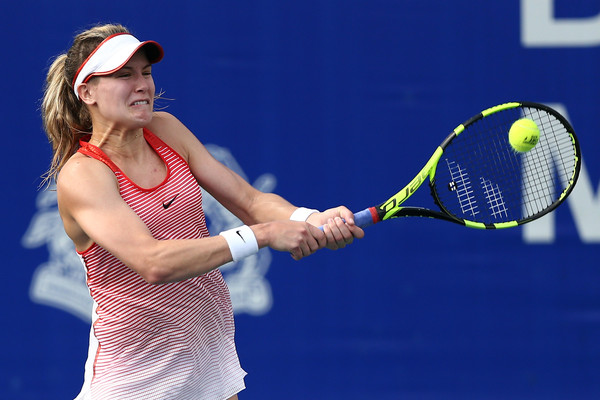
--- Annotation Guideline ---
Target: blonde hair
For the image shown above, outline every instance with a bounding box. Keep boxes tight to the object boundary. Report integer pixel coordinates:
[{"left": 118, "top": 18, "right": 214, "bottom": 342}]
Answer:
[{"left": 41, "top": 23, "right": 129, "bottom": 187}]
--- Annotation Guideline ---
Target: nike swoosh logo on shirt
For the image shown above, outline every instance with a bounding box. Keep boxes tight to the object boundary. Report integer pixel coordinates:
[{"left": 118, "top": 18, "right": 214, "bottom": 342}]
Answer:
[{"left": 162, "top": 194, "right": 179, "bottom": 209}]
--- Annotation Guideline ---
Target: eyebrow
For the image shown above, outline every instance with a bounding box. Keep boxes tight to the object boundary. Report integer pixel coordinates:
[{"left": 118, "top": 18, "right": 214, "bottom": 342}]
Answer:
[{"left": 119, "top": 63, "right": 153, "bottom": 71}]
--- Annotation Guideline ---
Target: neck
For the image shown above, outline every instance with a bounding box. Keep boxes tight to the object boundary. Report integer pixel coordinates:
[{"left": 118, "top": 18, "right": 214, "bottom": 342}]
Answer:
[{"left": 88, "top": 127, "right": 146, "bottom": 157}]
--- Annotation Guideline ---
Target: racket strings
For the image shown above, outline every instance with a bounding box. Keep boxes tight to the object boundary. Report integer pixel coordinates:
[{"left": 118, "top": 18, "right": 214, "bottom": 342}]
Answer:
[
  {"left": 433, "top": 105, "right": 578, "bottom": 225},
  {"left": 445, "top": 159, "right": 479, "bottom": 217},
  {"left": 522, "top": 108, "right": 577, "bottom": 216},
  {"left": 521, "top": 109, "right": 554, "bottom": 215},
  {"left": 480, "top": 176, "right": 508, "bottom": 218}
]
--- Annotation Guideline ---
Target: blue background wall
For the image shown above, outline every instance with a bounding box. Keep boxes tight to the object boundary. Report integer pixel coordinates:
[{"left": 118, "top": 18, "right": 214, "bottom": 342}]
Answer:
[{"left": 2, "top": 1, "right": 599, "bottom": 399}]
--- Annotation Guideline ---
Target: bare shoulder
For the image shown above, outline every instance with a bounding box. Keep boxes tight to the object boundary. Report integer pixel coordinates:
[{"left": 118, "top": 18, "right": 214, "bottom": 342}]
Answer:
[
  {"left": 148, "top": 111, "right": 182, "bottom": 130},
  {"left": 148, "top": 112, "right": 235, "bottom": 190},
  {"left": 56, "top": 153, "right": 122, "bottom": 249},
  {"left": 57, "top": 153, "right": 119, "bottom": 212},
  {"left": 59, "top": 152, "right": 116, "bottom": 186},
  {"left": 147, "top": 112, "right": 201, "bottom": 160}
]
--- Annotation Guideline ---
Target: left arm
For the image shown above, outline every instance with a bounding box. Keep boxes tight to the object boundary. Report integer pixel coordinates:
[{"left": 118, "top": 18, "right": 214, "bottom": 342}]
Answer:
[{"left": 148, "top": 112, "right": 364, "bottom": 249}]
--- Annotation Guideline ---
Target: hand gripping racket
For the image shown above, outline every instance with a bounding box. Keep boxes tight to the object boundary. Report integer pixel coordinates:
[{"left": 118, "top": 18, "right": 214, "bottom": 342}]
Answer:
[{"left": 352, "top": 101, "right": 581, "bottom": 229}]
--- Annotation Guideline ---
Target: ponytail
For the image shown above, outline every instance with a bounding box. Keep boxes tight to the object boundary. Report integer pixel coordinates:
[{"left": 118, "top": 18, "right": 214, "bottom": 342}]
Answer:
[
  {"left": 41, "top": 54, "right": 90, "bottom": 187},
  {"left": 40, "top": 23, "right": 129, "bottom": 187}
]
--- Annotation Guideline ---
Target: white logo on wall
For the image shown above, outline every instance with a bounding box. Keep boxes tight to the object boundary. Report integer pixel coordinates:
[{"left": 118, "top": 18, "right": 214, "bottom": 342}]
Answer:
[
  {"left": 22, "top": 188, "right": 92, "bottom": 322},
  {"left": 22, "top": 144, "right": 275, "bottom": 322},
  {"left": 202, "top": 144, "right": 275, "bottom": 315}
]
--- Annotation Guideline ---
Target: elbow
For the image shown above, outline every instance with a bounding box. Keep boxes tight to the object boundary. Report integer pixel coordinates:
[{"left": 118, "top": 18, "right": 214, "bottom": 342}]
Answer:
[
  {"left": 132, "top": 254, "right": 173, "bottom": 285},
  {"left": 142, "top": 270, "right": 170, "bottom": 285},
  {"left": 143, "top": 262, "right": 174, "bottom": 285}
]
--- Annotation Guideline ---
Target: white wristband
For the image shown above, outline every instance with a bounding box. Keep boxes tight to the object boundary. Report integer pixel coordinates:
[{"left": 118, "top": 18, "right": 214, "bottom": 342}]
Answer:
[
  {"left": 290, "top": 207, "right": 320, "bottom": 222},
  {"left": 219, "top": 225, "right": 259, "bottom": 262}
]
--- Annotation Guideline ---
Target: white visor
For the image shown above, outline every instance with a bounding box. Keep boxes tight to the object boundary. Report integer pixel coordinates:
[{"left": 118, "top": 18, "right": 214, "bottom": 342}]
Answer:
[{"left": 72, "top": 33, "right": 163, "bottom": 99}]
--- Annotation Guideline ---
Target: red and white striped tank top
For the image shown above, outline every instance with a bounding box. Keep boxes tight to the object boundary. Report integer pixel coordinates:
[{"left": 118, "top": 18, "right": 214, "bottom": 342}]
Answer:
[{"left": 74, "top": 129, "right": 246, "bottom": 400}]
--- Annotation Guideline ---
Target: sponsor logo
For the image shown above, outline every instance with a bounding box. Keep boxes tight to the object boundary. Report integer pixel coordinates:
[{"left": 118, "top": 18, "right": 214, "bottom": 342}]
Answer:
[
  {"left": 162, "top": 194, "right": 179, "bottom": 209},
  {"left": 236, "top": 230, "right": 246, "bottom": 242}
]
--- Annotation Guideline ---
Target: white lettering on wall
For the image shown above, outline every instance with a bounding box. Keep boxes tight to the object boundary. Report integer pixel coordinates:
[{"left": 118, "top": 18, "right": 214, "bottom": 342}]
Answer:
[{"left": 521, "top": 0, "right": 600, "bottom": 47}]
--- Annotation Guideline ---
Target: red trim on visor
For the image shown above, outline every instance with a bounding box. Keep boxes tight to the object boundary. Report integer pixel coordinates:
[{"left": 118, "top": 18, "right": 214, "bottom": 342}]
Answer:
[
  {"left": 72, "top": 33, "right": 130, "bottom": 87},
  {"left": 72, "top": 33, "right": 164, "bottom": 87}
]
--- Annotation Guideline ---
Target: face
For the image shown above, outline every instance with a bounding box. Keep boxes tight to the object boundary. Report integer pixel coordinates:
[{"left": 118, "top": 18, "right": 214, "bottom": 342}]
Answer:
[{"left": 81, "top": 51, "right": 156, "bottom": 131}]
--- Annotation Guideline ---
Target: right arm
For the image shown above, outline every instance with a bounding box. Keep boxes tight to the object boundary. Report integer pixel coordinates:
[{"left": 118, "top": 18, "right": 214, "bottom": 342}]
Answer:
[{"left": 57, "top": 154, "right": 325, "bottom": 284}]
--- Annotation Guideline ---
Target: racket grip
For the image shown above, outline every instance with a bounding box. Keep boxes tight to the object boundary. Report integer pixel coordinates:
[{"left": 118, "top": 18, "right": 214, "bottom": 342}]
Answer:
[
  {"left": 353, "top": 208, "right": 376, "bottom": 228},
  {"left": 318, "top": 208, "right": 376, "bottom": 230}
]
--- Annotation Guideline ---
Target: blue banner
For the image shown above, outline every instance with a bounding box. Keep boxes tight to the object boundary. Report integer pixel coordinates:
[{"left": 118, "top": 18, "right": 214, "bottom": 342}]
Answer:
[{"left": 3, "top": 1, "right": 599, "bottom": 399}]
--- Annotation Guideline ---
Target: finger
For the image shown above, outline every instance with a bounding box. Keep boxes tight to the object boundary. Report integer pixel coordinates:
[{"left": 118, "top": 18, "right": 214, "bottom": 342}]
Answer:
[
  {"left": 307, "top": 222, "right": 327, "bottom": 248},
  {"left": 349, "top": 224, "right": 366, "bottom": 239},
  {"left": 334, "top": 217, "right": 354, "bottom": 245},
  {"left": 324, "top": 218, "right": 350, "bottom": 249},
  {"left": 290, "top": 242, "right": 309, "bottom": 260},
  {"left": 321, "top": 222, "right": 335, "bottom": 248},
  {"left": 336, "top": 206, "right": 355, "bottom": 226},
  {"left": 291, "top": 232, "right": 321, "bottom": 260},
  {"left": 331, "top": 218, "right": 348, "bottom": 245},
  {"left": 290, "top": 250, "right": 302, "bottom": 261},
  {"left": 307, "top": 229, "right": 324, "bottom": 253}
]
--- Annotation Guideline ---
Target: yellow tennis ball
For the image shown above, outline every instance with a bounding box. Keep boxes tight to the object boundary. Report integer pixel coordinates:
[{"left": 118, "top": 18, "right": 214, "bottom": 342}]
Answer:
[{"left": 509, "top": 118, "right": 540, "bottom": 153}]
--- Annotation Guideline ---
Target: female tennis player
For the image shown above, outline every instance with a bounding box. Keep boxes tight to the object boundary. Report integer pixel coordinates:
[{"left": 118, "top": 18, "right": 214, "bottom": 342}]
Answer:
[{"left": 41, "top": 23, "right": 364, "bottom": 400}]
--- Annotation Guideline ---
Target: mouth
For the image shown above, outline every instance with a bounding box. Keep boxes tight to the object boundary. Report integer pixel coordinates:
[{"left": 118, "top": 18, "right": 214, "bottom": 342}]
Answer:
[{"left": 131, "top": 100, "right": 150, "bottom": 106}]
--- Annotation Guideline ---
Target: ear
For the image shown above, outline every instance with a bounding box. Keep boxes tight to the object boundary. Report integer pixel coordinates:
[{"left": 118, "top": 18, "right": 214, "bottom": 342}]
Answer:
[{"left": 77, "top": 83, "right": 96, "bottom": 105}]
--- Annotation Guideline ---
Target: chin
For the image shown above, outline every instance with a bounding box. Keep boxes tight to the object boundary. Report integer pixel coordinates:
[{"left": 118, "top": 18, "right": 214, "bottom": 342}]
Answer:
[{"left": 131, "top": 112, "right": 154, "bottom": 127}]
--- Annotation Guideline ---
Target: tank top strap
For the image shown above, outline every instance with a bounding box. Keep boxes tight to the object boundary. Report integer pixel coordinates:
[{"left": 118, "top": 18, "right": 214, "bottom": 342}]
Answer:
[
  {"left": 77, "top": 135, "right": 120, "bottom": 173},
  {"left": 142, "top": 127, "right": 167, "bottom": 149},
  {"left": 77, "top": 128, "right": 177, "bottom": 173}
]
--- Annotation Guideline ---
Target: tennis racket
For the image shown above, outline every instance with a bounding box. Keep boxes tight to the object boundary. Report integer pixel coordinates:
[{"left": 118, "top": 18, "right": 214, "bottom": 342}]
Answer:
[{"left": 351, "top": 101, "right": 581, "bottom": 229}]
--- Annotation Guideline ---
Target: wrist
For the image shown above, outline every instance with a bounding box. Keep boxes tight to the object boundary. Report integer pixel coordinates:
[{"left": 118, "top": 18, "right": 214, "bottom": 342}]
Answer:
[
  {"left": 290, "top": 207, "right": 320, "bottom": 222},
  {"left": 219, "top": 225, "right": 259, "bottom": 262}
]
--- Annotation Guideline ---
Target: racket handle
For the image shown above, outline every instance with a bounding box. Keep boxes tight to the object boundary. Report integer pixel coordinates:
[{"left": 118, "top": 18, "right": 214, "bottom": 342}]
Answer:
[
  {"left": 353, "top": 208, "right": 376, "bottom": 228},
  {"left": 318, "top": 208, "right": 376, "bottom": 230}
]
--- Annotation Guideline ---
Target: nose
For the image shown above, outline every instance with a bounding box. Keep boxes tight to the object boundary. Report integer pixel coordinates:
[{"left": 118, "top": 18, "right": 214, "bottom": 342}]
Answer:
[{"left": 134, "top": 72, "right": 152, "bottom": 92}]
